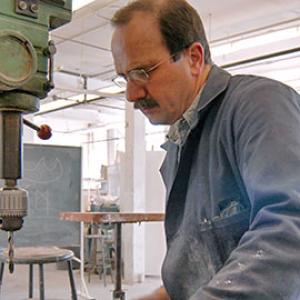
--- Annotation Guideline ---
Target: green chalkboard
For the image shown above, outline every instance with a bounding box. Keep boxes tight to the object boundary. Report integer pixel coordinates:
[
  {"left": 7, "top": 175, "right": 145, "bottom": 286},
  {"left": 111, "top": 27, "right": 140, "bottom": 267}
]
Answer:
[{"left": 0, "top": 143, "right": 81, "bottom": 248}]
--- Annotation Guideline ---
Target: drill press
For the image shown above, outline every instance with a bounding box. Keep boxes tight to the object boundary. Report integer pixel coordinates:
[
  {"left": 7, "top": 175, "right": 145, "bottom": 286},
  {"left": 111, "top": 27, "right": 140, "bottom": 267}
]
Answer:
[{"left": 0, "top": 0, "right": 72, "bottom": 272}]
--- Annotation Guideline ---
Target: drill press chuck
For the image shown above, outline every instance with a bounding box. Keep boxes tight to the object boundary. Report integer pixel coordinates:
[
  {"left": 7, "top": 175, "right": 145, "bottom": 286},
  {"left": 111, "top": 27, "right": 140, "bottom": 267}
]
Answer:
[{"left": 0, "top": 188, "right": 28, "bottom": 231}]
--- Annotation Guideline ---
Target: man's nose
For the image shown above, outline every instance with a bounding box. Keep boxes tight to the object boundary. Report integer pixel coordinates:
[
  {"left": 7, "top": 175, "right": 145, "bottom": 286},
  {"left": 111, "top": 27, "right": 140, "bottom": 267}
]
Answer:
[{"left": 126, "top": 80, "right": 147, "bottom": 103}]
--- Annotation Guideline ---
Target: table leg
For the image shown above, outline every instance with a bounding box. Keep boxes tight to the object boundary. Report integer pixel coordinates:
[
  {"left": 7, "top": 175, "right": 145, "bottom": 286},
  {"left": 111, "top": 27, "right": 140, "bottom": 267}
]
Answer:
[
  {"left": 0, "top": 262, "right": 4, "bottom": 295},
  {"left": 39, "top": 263, "right": 45, "bottom": 300},
  {"left": 113, "top": 223, "right": 125, "bottom": 300},
  {"left": 67, "top": 260, "right": 78, "bottom": 300},
  {"left": 29, "top": 263, "right": 33, "bottom": 298}
]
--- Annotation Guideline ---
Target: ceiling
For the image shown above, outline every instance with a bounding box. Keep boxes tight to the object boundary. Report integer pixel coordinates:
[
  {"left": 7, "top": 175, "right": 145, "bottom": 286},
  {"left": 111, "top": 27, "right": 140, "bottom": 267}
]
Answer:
[{"left": 33, "top": 0, "right": 300, "bottom": 134}]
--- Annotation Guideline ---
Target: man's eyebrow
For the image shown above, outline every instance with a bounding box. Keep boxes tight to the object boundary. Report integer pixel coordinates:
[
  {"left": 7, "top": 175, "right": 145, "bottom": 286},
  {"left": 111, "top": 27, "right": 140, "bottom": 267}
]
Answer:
[
  {"left": 128, "top": 59, "right": 157, "bottom": 72},
  {"left": 128, "top": 63, "right": 149, "bottom": 72}
]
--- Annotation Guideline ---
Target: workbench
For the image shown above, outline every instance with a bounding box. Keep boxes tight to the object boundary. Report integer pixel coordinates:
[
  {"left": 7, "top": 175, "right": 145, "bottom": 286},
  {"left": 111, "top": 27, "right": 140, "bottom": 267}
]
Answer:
[{"left": 60, "top": 212, "right": 165, "bottom": 300}]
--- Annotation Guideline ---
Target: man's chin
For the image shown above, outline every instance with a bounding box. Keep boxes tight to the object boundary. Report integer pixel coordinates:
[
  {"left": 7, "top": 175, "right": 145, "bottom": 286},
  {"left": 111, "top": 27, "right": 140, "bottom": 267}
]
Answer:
[
  {"left": 147, "top": 115, "right": 170, "bottom": 125},
  {"left": 138, "top": 107, "right": 171, "bottom": 125}
]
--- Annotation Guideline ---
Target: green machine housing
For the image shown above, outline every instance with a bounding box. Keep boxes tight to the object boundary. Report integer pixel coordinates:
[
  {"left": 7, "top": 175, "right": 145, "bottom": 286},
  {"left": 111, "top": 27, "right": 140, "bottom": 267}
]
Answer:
[
  {"left": 0, "top": 0, "right": 72, "bottom": 111},
  {"left": 0, "top": 1, "right": 72, "bottom": 237}
]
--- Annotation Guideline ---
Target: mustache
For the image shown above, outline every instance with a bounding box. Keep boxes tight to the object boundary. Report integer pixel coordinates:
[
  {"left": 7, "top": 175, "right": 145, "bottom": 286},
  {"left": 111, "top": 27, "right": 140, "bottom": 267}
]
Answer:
[{"left": 134, "top": 98, "right": 159, "bottom": 110}]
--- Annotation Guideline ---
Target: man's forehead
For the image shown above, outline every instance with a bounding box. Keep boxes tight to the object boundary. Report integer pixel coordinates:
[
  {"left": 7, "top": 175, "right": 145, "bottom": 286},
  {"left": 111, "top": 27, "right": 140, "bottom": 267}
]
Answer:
[
  {"left": 111, "top": 12, "right": 167, "bottom": 64},
  {"left": 112, "top": 39, "right": 166, "bottom": 73},
  {"left": 113, "top": 12, "right": 163, "bottom": 45}
]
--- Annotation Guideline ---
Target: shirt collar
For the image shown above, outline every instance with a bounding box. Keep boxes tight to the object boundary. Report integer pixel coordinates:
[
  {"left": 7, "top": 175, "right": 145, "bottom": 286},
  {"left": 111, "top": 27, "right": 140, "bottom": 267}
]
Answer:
[
  {"left": 167, "top": 86, "right": 204, "bottom": 145},
  {"left": 161, "top": 65, "right": 232, "bottom": 150}
]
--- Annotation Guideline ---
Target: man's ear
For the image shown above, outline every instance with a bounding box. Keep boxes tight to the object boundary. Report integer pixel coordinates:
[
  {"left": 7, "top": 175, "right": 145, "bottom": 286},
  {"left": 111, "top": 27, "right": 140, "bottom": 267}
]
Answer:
[{"left": 186, "top": 42, "right": 204, "bottom": 76}]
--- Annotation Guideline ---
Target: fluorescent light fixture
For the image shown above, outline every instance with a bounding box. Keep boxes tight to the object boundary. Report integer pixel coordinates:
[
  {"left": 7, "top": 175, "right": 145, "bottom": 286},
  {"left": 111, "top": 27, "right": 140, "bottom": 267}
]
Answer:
[
  {"left": 68, "top": 94, "right": 99, "bottom": 101},
  {"left": 39, "top": 99, "right": 73, "bottom": 113},
  {"left": 211, "top": 25, "right": 300, "bottom": 57},
  {"left": 38, "top": 93, "right": 98, "bottom": 114},
  {"left": 98, "top": 85, "right": 126, "bottom": 94},
  {"left": 73, "top": 0, "right": 95, "bottom": 11}
]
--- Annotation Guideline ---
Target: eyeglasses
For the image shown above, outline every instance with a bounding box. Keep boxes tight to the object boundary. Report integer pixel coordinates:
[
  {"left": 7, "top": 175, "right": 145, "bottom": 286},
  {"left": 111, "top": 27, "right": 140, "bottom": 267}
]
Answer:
[{"left": 112, "top": 52, "right": 181, "bottom": 89}]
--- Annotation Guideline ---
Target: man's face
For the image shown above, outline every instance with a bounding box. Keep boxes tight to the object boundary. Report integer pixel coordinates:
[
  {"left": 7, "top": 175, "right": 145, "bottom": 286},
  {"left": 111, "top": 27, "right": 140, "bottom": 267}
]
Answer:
[{"left": 111, "top": 12, "right": 199, "bottom": 125}]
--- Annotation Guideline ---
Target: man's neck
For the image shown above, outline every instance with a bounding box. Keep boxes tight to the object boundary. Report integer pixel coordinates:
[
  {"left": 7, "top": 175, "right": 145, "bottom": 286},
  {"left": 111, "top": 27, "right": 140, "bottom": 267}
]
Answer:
[{"left": 196, "top": 63, "right": 212, "bottom": 95}]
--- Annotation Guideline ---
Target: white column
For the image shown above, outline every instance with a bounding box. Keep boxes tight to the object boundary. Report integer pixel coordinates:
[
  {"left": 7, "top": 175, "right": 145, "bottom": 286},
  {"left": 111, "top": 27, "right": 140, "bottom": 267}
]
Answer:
[
  {"left": 107, "top": 129, "right": 116, "bottom": 165},
  {"left": 107, "top": 129, "right": 120, "bottom": 197},
  {"left": 121, "top": 102, "right": 146, "bottom": 283}
]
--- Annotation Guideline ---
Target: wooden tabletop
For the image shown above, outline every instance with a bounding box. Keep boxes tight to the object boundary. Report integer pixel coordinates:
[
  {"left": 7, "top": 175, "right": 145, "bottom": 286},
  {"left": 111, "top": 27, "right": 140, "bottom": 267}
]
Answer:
[{"left": 60, "top": 212, "right": 165, "bottom": 224}]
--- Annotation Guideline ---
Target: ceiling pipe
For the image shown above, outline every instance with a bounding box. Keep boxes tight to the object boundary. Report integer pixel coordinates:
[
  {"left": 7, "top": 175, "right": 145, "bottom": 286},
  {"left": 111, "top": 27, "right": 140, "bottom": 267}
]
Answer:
[
  {"left": 221, "top": 46, "right": 300, "bottom": 69},
  {"left": 57, "top": 68, "right": 115, "bottom": 79},
  {"left": 52, "top": 35, "right": 111, "bottom": 51},
  {"left": 35, "top": 96, "right": 125, "bottom": 117},
  {"left": 51, "top": 86, "right": 124, "bottom": 98}
]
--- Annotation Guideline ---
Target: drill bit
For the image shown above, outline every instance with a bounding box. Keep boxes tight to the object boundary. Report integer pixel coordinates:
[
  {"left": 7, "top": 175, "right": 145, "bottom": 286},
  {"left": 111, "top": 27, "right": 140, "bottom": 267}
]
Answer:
[{"left": 8, "top": 231, "right": 14, "bottom": 273}]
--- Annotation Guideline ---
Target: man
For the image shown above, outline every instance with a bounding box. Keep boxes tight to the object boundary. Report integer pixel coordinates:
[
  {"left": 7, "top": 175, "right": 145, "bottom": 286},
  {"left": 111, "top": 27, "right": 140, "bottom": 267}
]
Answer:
[{"left": 111, "top": 0, "right": 300, "bottom": 299}]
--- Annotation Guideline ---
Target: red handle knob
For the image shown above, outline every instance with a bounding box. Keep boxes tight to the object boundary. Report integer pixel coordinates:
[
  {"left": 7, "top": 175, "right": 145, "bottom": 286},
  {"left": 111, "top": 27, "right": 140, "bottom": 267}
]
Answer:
[
  {"left": 37, "top": 124, "right": 52, "bottom": 140},
  {"left": 23, "top": 119, "right": 52, "bottom": 140}
]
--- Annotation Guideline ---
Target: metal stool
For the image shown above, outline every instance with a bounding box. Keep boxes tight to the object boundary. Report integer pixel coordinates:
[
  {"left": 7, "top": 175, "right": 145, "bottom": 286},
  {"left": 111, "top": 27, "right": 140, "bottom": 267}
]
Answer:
[
  {"left": 85, "top": 228, "right": 115, "bottom": 286},
  {"left": 0, "top": 246, "right": 78, "bottom": 300}
]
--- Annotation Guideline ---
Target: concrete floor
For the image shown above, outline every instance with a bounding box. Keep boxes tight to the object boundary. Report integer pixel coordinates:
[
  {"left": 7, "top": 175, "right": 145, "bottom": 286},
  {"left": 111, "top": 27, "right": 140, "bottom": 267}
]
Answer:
[{"left": 0, "top": 264, "right": 162, "bottom": 300}]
